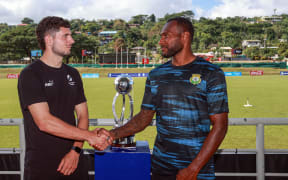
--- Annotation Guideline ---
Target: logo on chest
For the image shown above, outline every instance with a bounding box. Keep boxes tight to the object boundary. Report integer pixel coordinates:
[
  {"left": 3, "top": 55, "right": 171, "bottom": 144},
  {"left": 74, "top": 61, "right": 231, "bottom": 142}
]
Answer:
[
  {"left": 67, "top": 74, "right": 76, "bottom": 86},
  {"left": 45, "top": 80, "right": 54, "bottom": 87},
  {"left": 190, "top": 74, "right": 201, "bottom": 85}
]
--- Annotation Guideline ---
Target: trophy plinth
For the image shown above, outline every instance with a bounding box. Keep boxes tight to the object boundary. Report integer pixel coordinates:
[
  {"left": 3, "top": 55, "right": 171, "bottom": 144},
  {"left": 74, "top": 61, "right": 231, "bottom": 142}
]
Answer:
[
  {"left": 111, "top": 74, "right": 136, "bottom": 151},
  {"left": 111, "top": 136, "right": 136, "bottom": 151}
]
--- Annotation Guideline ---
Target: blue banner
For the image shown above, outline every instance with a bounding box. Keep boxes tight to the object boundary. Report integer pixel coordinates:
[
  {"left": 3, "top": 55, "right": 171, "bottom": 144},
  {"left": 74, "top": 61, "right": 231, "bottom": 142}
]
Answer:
[
  {"left": 82, "top": 73, "right": 99, "bottom": 78},
  {"left": 224, "top": 72, "right": 242, "bottom": 76},
  {"left": 280, "top": 71, "right": 288, "bottom": 76},
  {"left": 108, "top": 73, "right": 148, "bottom": 78},
  {"left": 31, "top": 50, "right": 42, "bottom": 57}
]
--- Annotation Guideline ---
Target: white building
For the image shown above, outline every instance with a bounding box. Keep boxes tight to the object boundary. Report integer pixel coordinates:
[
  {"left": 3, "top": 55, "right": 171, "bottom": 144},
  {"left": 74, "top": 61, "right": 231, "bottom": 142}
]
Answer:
[
  {"left": 211, "top": 47, "right": 232, "bottom": 57},
  {"left": 242, "top": 40, "right": 261, "bottom": 48},
  {"left": 261, "top": 15, "right": 282, "bottom": 24}
]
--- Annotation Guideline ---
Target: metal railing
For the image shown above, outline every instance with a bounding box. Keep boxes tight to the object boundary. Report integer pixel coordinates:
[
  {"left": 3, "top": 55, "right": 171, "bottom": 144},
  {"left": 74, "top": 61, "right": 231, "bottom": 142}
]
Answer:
[
  {"left": 0, "top": 118, "right": 24, "bottom": 179},
  {"left": 1, "top": 118, "right": 288, "bottom": 180}
]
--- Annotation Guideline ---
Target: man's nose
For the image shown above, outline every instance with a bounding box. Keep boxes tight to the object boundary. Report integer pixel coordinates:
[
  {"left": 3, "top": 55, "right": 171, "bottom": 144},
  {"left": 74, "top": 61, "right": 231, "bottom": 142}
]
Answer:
[
  {"left": 158, "top": 38, "right": 164, "bottom": 46},
  {"left": 70, "top": 38, "right": 75, "bottom": 44}
]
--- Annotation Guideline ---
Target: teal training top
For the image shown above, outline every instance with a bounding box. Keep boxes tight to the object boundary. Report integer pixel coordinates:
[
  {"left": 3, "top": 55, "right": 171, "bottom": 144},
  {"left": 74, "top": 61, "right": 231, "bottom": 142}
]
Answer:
[{"left": 141, "top": 57, "right": 229, "bottom": 179}]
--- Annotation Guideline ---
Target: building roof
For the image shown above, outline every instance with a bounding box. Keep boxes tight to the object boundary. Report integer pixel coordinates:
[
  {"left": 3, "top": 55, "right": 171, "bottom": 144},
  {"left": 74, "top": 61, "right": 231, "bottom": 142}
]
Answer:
[
  {"left": 243, "top": 40, "right": 261, "bottom": 42},
  {"left": 17, "top": 24, "right": 28, "bottom": 26},
  {"left": 99, "top": 31, "right": 117, "bottom": 34}
]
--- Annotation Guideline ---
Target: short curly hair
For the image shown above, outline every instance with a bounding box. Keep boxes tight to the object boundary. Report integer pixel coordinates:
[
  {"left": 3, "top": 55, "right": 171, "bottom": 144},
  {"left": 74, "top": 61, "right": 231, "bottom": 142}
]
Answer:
[
  {"left": 167, "top": 17, "right": 194, "bottom": 43},
  {"left": 36, "top": 16, "right": 71, "bottom": 51}
]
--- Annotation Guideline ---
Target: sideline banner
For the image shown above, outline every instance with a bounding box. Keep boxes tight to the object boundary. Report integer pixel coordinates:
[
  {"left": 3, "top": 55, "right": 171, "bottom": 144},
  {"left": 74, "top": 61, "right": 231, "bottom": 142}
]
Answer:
[
  {"left": 31, "top": 50, "right": 42, "bottom": 57},
  {"left": 250, "top": 70, "right": 264, "bottom": 76},
  {"left": 82, "top": 73, "right": 99, "bottom": 78},
  {"left": 280, "top": 71, "right": 288, "bottom": 76},
  {"left": 7, "top": 74, "right": 19, "bottom": 79},
  {"left": 108, "top": 73, "right": 148, "bottom": 78},
  {"left": 224, "top": 72, "right": 242, "bottom": 76}
]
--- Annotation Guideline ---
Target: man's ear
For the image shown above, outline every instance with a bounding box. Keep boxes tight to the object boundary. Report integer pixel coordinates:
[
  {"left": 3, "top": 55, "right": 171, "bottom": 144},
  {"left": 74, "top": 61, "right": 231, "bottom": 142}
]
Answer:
[
  {"left": 44, "top": 34, "right": 53, "bottom": 49},
  {"left": 183, "top": 32, "right": 190, "bottom": 41}
]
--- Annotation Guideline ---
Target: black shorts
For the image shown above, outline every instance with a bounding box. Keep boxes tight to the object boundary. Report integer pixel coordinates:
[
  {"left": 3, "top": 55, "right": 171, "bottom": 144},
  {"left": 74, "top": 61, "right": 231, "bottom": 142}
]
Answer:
[
  {"left": 24, "top": 154, "right": 88, "bottom": 180},
  {"left": 151, "top": 172, "right": 176, "bottom": 180}
]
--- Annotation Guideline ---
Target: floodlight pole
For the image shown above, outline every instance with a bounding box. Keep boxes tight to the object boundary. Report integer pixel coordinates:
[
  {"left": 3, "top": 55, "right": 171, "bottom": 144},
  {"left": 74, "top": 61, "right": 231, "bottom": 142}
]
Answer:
[
  {"left": 120, "top": 46, "right": 123, "bottom": 69},
  {"left": 94, "top": 46, "right": 97, "bottom": 64},
  {"left": 116, "top": 49, "right": 118, "bottom": 69},
  {"left": 127, "top": 47, "right": 129, "bottom": 69},
  {"left": 137, "top": 48, "right": 140, "bottom": 69},
  {"left": 144, "top": 47, "right": 146, "bottom": 68}
]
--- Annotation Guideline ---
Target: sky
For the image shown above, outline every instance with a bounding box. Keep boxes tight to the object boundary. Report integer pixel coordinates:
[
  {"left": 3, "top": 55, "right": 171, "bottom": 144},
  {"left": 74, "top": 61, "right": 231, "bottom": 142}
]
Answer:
[{"left": 0, "top": 0, "right": 287, "bottom": 25}]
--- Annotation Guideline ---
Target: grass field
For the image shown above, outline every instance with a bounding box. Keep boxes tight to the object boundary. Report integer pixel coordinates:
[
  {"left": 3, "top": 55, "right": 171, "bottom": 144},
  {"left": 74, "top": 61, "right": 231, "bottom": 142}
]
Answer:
[{"left": 1, "top": 67, "right": 288, "bottom": 149}]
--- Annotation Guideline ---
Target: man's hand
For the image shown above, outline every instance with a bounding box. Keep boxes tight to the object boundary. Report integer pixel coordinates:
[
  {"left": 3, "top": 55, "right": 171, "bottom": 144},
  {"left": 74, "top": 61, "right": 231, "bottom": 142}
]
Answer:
[
  {"left": 176, "top": 167, "right": 198, "bottom": 180},
  {"left": 87, "top": 128, "right": 113, "bottom": 150},
  {"left": 57, "top": 150, "right": 80, "bottom": 175},
  {"left": 97, "top": 128, "right": 114, "bottom": 140}
]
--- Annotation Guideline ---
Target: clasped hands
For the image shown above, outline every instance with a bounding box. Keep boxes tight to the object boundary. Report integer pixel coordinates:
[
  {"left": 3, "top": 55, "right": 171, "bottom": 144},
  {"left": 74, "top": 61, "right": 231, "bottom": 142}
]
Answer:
[{"left": 87, "top": 128, "right": 113, "bottom": 150}]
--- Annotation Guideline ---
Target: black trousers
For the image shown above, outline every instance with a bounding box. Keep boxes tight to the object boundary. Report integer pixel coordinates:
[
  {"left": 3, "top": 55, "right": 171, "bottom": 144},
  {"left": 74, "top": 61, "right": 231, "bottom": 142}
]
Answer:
[
  {"left": 151, "top": 172, "right": 176, "bottom": 180},
  {"left": 24, "top": 154, "right": 88, "bottom": 180}
]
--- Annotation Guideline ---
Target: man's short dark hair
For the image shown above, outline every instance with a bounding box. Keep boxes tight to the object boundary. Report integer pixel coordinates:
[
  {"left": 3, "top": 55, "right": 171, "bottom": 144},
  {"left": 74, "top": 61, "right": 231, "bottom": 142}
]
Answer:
[
  {"left": 167, "top": 17, "right": 194, "bottom": 43},
  {"left": 36, "top": 16, "right": 71, "bottom": 51}
]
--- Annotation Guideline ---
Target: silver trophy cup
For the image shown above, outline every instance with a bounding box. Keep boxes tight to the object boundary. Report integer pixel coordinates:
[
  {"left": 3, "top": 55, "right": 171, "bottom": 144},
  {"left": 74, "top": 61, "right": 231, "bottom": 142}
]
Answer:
[{"left": 111, "top": 74, "right": 136, "bottom": 149}]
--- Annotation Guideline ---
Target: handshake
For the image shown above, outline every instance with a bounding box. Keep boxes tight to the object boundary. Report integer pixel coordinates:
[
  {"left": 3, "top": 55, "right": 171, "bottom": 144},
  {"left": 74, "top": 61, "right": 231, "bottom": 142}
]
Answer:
[{"left": 87, "top": 128, "right": 114, "bottom": 151}]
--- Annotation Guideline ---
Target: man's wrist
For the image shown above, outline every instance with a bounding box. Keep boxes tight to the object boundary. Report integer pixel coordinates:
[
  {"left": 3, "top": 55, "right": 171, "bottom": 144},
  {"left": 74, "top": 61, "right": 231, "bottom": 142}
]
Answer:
[
  {"left": 71, "top": 146, "right": 82, "bottom": 154},
  {"left": 109, "top": 130, "right": 117, "bottom": 139}
]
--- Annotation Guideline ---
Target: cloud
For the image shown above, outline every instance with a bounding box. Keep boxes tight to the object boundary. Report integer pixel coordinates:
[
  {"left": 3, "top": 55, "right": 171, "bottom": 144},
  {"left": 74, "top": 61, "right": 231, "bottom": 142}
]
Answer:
[
  {"left": 1, "top": 0, "right": 287, "bottom": 24},
  {"left": 0, "top": 4, "right": 11, "bottom": 17},
  {"left": 0, "top": 0, "right": 195, "bottom": 24},
  {"left": 0, "top": 3, "right": 18, "bottom": 24},
  {"left": 63, "top": 0, "right": 194, "bottom": 21},
  {"left": 208, "top": 0, "right": 288, "bottom": 19}
]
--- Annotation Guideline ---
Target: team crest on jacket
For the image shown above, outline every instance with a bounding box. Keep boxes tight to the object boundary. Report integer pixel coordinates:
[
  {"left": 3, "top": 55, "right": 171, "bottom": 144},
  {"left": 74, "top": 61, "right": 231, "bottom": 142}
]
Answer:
[
  {"left": 190, "top": 74, "right": 201, "bottom": 85},
  {"left": 67, "top": 74, "right": 76, "bottom": 86}
]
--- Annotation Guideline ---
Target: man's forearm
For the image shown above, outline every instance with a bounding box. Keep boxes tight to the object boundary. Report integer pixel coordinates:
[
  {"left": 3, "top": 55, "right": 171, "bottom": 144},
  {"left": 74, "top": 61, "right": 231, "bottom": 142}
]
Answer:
[
  {"left": 110, "top": 109, "right": 155, "bottom": 139},
  {"left": 40, "top": 114, "right": 93, "bottom": 142},
  {"left": 73, "top": 117, "right": 89, "bottom": 148},
  {"left": 73, "top": 102, "right": 89, "bottom": 148}
]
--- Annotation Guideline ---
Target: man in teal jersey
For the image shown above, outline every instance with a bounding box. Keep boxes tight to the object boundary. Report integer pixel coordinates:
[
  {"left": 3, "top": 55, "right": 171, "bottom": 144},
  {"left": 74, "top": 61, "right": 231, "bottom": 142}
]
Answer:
[{"left": 100, "top": 17, "right": 229, "bottom": 180}]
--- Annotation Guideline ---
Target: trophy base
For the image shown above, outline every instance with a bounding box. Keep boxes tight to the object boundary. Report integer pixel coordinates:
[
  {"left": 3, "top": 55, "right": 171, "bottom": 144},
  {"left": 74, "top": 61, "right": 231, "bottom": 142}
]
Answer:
[{"left": 111, "top": 142, "right": 137, "bottom": 151}]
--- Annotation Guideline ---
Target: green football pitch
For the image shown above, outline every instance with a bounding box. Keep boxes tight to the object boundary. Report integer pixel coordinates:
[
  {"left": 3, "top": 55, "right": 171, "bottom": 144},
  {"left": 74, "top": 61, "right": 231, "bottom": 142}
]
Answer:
[{"left": 1, "top": 68, "right": 288, "bottom": 149}]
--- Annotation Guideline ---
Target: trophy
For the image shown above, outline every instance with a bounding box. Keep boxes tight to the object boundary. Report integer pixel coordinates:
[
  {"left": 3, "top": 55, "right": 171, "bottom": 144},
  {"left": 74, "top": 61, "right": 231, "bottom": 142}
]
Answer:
[{"left": 111, "top": 74, "right": 136, "bottom": 150}]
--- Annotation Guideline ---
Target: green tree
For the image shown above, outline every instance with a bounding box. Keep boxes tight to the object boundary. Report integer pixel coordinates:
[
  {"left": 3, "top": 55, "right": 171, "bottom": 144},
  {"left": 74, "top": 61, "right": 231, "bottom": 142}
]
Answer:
[
  {"left": 70, "top": 19, "right": 86, "bottom": 32},
  {"left": 70, "top": 33, "right": 98, "bottom": 63},
  {"left": 129, "top": 15, "right": 148, "bottom": 25},
  {"left": 113, "top": 19, "right": 128, "bottom": 30},
  {"left": 21, "top": 17, "right": 34, "bottom": 24},
  {"left": 0, "top": 23, "right": 10, "bottom": 34},
  {"left": 126, "top": 28, "right": 143, "bottom": 48},
  {"left": 265, "top": 28, "right": 276, "bottom": 41},
  {"left": 0, "top": 24, "right": 38, "bottom": 61},
  {"left": 82, "top": 21, "right": 101, "bottom": 34},
  {"left": 148, "top": 14, "right": 156, "bottom": 23},
  {"left": 278, "top": 42, "right": 288, "bottom": 58},
  {"left": 98, "top": 19, "right": 114, "bottom": 30},
  {"left": 243, "top": 47, "right": 261, "bottom": 60},
  {"left": 162, "top": 10, "right": 194, "bottom": 21},
  {"left": 114, "top": 37, "right": 125, "bottom": 51}
]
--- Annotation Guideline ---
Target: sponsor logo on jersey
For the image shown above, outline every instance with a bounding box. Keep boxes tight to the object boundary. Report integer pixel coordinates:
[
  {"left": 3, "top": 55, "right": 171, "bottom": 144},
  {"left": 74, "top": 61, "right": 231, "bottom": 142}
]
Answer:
[
  {"left": 67, "top": 74, "right": 76, "bottom": 86},
  {"left": 45, "top": 80, "right": 54, "bottom": 87},
  {"left": 190, "top": 74, "right": 201, "bottom": 85}
]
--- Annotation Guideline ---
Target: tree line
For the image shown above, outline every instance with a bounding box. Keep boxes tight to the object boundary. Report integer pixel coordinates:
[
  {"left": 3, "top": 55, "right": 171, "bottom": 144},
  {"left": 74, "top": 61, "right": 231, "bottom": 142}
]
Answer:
[{"left": 0, "top": 10, "right": 288, "bottom": 63}]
